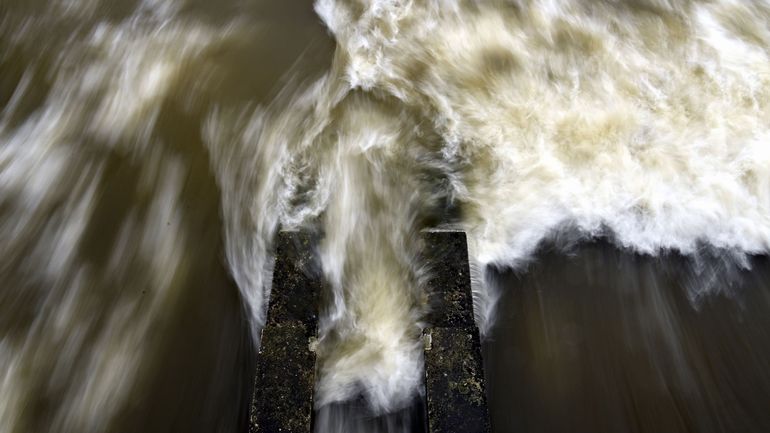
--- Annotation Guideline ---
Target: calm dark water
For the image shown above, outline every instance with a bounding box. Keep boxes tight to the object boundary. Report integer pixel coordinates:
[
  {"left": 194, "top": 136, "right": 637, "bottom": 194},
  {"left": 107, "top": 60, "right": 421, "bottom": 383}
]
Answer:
[{"left": 484, "top": 241, "right": 770, "bottom": 433}]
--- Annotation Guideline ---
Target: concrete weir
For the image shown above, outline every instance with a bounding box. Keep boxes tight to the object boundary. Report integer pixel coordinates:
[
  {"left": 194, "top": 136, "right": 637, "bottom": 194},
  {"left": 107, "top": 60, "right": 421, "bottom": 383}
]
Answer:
[
  {"left": 249, "top": 231, "right": 322, "bottom": 433},
  {"left": 249, "top": 230, "right": 490, "bottom": 433},
  {"left": 422, "top": 231, "right": 492, "bottom": 433}
]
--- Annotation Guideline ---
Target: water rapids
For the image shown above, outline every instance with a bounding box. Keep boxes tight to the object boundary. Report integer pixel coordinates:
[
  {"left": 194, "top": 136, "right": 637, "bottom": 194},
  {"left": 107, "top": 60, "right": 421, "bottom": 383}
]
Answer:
[{"left": 2, "top": 0, "right": 770, "bottom": 432}]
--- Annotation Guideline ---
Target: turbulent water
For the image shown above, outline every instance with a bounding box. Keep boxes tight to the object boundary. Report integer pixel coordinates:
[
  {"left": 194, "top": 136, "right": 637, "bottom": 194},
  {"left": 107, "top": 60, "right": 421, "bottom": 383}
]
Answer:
[{"left": 2, "top": 0, "right": 770, "bottom": 432}]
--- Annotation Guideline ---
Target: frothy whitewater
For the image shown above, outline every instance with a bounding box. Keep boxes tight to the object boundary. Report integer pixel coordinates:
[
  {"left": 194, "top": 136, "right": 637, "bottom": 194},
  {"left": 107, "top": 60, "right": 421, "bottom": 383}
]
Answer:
[{"left": 2, "top": 0, "right": 770, "bottom": 432}]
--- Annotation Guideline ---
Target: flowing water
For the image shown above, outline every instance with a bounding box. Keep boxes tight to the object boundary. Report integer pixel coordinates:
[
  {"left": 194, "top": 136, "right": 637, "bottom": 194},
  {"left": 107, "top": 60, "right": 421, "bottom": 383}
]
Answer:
[
  {"left": 485, "top": 240, "right": 770, "bottom": 433},
  {"left": 2, "top": 1, "right": 770, "bottom": 432}
]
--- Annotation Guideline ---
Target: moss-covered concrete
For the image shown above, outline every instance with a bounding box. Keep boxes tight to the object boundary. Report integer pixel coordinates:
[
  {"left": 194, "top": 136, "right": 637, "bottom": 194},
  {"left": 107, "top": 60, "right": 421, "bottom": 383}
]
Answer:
[
  {"left": 425, "top": 327, "right": 491, "bottom": 433},
  {"left": 422, "top": 230, "right": 491, "bottom": 433}
]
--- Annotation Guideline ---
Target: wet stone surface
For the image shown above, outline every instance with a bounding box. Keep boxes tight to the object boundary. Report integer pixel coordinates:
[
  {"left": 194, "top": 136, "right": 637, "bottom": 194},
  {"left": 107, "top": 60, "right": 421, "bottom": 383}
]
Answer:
[
  {"left": 250, "top": 322, "right": 315, "bottom": 433},
  {"left": 425, "top": 327, "right": 491, "bottom": 433},
  {"left": 422, "top": 231, "right": 475, "bottom": 328},
  {"left": 250, "top": 231, "right": 321, "bottom": 433},
  {"left": 423, "top": 230, "right": 491, "bottom": 433},
  {"left": 265, "top": 231, "right": 322, "bottom": 330}
]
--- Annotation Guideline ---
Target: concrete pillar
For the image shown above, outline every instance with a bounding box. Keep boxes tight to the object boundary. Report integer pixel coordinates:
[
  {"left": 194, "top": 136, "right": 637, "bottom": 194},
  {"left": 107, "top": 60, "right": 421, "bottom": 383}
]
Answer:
[
  {"left": 249, "top": 231, "right": 321, "bottom": 433},
  {"left": 423, "top": 231, "right": 492, "bottom": 433}
]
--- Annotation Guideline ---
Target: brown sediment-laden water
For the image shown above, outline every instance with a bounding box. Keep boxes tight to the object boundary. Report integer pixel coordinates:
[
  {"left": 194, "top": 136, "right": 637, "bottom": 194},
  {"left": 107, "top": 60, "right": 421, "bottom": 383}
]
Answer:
[{"left": 1, "top": 1, "right": 770, "bottom": 432}]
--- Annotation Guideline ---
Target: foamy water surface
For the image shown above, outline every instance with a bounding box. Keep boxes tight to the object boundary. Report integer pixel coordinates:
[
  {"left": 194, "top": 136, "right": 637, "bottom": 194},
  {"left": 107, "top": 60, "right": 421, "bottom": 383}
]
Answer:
[{"left": 1, "top": 0, "right": 770, "bottom": 432}]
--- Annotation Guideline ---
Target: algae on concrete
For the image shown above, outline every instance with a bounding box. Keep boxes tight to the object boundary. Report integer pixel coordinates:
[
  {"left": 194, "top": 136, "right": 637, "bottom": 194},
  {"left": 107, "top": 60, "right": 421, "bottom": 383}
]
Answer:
[
  {"left": 425, "top": 327, "right": 491, "bottom": 433},
  {"left": 422, "top": 230, "right": 491, "bottom": 433}
]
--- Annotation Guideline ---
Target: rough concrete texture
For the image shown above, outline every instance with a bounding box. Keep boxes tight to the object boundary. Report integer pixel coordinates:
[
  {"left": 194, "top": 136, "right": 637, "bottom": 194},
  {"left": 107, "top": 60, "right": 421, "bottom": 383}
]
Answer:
[
  {"left": 423, "top": 230, "right": 491, "bottom": 433},
  {"left": 250, "top": 230, "right": 490, "bottom": 433},
  {"left": 250, "top": 322, "right": 315, "bottom": 433},
  {"left": 422, "top": 231, "right": 475, "bottom": 328},
  {"left": 425, "top": 327, "right": 491, "bottom": 433},
  {"left": 250, "top": 231, "right": 321, "bottom": 433},
  {"left": 265, "top": 231, "right": 322, "bottom": 329}
]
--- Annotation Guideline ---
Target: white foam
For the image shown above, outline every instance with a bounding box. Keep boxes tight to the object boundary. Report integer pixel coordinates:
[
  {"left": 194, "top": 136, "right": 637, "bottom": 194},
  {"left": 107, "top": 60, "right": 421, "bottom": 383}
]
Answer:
[{"left": 302, "top": 0, "right": 770, "bottom": 414}]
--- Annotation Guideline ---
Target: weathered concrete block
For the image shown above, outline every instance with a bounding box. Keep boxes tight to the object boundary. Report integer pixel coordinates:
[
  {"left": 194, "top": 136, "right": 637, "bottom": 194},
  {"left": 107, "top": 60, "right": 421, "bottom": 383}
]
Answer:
[
  {"left": 250, "top": 231, "right": 321, "bottom": 433},
  {"left": 266, "top": 231, "right": 322, "bottom": 329},
  {"left": 250, "top": 322, "right": 316, "bottom": 433},
  {"left": 425, "top": 327, "right": 491, "bottom": 433},
  {"left": 423, "top": 230, "right": 491, "bottom": 433},
  {"left": 250, "top": 230, "right": 489, "bottom": 433},
  {"left": 422, "top": 231, "right": 475, "bottom": 328}
]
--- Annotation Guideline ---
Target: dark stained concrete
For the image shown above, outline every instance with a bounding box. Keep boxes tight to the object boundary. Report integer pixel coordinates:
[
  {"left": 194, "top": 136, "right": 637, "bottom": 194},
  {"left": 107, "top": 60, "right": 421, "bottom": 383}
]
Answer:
[
  {"left": 423, "top": 231, "right": 491, "bottom": 433},
  {"left": 250, "top": 231, "right": 322, "bottom": 433}
]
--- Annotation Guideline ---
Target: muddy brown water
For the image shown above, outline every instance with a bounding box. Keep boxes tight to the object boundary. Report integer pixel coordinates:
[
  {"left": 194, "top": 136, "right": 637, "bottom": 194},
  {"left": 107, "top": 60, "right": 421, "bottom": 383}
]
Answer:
[
  {"left": 3, "top": 1, "right": 770, "bottom": 432},
  {"left": 484, "top": 241, "right": 770, "bottom": 433}
]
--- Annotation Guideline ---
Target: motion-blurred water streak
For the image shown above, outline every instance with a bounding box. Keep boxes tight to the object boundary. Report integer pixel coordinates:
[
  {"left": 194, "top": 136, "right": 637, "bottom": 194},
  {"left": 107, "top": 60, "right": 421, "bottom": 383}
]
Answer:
[{"left": 2, "top": 1, "right": 770, "bottom": 432}]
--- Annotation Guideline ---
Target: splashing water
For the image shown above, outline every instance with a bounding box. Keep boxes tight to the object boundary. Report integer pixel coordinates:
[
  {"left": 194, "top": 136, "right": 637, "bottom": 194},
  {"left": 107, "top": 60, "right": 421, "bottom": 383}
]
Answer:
[{"left": 2, "top": 0, "right": 770, "bottom": 432}]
